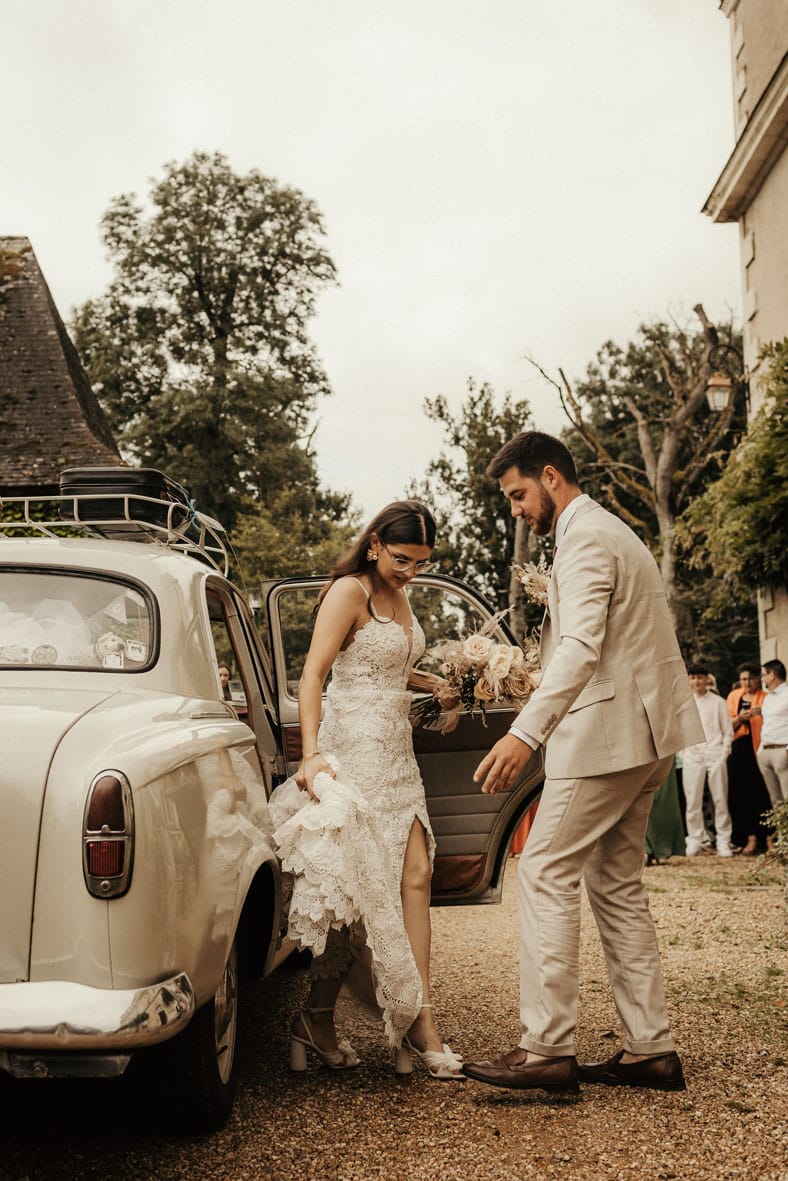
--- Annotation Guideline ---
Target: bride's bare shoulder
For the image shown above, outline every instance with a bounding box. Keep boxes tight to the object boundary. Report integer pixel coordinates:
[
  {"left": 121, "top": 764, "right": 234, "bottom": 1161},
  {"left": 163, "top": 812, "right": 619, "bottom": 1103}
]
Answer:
[
  {"left": 332, "top": 574, "right": 370, "bottom": 598},
  {"left": 322, "top": 575, "right": 370, "bottom": 611}
]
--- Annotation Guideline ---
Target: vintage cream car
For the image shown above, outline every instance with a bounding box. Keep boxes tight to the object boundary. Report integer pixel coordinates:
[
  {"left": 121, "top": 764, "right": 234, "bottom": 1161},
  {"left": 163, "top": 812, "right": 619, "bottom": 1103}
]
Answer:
[{"left": 0, "top": 475, "right": 542, "bottom": 1132}]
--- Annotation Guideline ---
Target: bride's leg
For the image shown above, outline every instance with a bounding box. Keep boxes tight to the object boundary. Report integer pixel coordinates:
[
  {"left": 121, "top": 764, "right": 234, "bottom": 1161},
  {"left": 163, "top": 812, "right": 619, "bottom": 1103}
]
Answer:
[
  {"left": 400, "top": 818, "right": 444, "bottom": 1053},
  {"left": 294, "top": 928, "right": 354, "bottom": 1053}
]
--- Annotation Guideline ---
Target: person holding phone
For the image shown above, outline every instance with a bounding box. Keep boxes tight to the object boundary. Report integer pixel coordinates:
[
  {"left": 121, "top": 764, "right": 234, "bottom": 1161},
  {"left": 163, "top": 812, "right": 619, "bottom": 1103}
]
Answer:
[{"left": 726, "top": 664, "right": 770, "bottom": 855}]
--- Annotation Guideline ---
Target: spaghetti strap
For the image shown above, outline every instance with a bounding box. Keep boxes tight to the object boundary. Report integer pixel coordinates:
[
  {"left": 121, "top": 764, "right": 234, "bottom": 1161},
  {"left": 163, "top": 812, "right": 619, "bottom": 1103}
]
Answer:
[{"left": 349, "top": 576, "right": 370, "bottom": 599}]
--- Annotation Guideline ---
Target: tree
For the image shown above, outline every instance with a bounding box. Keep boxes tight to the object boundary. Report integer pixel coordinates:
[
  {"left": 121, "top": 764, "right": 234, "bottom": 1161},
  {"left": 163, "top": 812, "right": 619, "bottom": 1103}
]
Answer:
[
  {"left": 411, "top": 380, "right": 543, "bottom": 639},
  {"left": 678, "top": 338, "right": 788, "bottom": 595},
  {"left": 522, "top": 309, "right": 756, "bottom": 680},
  {"left": 231, "top": 486, "right": 358, "bottom": 587},
  {"left": 72, "top": 150, "right": 337, "bottom": 531},
  {"left": 529, "top": 308, "right": 746, "bottom": 611}
]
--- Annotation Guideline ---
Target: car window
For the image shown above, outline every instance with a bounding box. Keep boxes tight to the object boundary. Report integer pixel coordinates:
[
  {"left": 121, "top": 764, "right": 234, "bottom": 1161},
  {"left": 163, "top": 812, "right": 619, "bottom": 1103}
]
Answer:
[
  {"left": 271, "top": 578, "right": 508, "bottom": 705},
  {"left": 207, "top": 595, "right": 248, "bottom": 711},
  {"left": 277, "top": 584, "right": 323, "bottom": 696},
  {"left": 407, "top": 582, "right": 504, "bottom": 673},
  {"left": 0, "top": 570, "right": 154, "bottom": 671},
  {"left": 205, "top": 586, "right": 280, "bottom": 795}
]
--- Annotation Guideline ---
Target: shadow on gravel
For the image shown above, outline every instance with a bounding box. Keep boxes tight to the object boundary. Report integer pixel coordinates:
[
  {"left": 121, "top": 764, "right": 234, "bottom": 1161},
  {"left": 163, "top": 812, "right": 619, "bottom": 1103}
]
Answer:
[
  {"left": 0, "top": 969, "right": 302, "bottom": 1179},
  {"left": 471, "top": 1091, "right": 582, "bottom": 1108}
]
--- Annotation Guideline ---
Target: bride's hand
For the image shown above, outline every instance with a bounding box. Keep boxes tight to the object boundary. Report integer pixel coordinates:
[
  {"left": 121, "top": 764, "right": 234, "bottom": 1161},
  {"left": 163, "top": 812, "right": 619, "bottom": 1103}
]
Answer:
[{"left": 296, "top": 751, "right": 336, "bottom": 800}]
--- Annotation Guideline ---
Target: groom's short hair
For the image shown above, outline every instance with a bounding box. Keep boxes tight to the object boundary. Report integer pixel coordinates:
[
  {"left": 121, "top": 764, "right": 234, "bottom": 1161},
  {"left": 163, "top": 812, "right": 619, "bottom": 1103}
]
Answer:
[{"left": 486, "top": 431, "right": 579, "bottom": 485}]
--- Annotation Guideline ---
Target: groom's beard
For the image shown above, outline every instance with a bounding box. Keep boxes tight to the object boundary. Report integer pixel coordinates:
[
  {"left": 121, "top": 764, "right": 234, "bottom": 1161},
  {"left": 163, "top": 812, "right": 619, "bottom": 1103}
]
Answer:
[{"left": 531, "top": 486, "right": 556, "bottom": 535}]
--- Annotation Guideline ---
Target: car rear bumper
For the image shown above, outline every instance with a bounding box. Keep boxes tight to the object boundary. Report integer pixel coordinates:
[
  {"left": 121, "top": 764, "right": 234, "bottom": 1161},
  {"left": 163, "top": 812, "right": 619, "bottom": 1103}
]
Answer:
[{"left": 0, "top": 972, "right": 195, "bottom": 1050}]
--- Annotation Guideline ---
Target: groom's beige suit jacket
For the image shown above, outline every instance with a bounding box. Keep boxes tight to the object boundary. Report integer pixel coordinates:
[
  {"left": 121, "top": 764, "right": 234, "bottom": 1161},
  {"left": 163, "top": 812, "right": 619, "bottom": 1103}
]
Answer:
[{"left": 513, "top": 499, "right": 703, "bottom": 779}]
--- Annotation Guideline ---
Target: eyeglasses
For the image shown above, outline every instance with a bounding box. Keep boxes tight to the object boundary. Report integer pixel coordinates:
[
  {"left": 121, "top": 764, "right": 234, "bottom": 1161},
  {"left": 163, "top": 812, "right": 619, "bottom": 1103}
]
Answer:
[{"left": 382, "top": 543, "right": 433, "bottom": 574}]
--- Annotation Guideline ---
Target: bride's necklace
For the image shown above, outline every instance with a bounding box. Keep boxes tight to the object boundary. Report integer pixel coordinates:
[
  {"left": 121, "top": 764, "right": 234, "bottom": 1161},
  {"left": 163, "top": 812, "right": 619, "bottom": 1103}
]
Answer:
[
  {"left": 369, "top": 587, "right": 404, "bottom": 625},
  {"left": 370, "top": 599, "right": 397, "bottom": 623}
]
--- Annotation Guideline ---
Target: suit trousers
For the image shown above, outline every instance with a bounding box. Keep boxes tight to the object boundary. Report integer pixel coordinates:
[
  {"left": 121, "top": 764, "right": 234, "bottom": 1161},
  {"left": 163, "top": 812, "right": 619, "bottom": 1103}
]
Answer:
[
  {"left": 517, "top": 754, "right": 675, "bottom": 1057},
  {"left": 756, "top": 746, "right": 788, "bottom": 806},
  {"left": 682, "top": 754, "right": 733, "bottom": 853}
]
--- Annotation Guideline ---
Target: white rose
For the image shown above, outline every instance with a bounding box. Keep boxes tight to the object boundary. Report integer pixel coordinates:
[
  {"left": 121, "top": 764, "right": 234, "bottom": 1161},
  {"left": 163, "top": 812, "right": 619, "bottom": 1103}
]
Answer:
[
  {"left": 487, "top": 644, "right": 514, "bottom": 680},
  {"left": 462, "top": 634, "right": 494, "bottom": 662},
  {"left": 509, "top": 645, "right": 525, "bottom": 669}
]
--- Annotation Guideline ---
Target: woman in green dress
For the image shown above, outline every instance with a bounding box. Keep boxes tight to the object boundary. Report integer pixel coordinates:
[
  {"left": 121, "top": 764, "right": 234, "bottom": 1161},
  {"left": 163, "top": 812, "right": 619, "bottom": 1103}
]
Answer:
[{"left": 645, "top": 757, "right": 686, "bottom": 864}]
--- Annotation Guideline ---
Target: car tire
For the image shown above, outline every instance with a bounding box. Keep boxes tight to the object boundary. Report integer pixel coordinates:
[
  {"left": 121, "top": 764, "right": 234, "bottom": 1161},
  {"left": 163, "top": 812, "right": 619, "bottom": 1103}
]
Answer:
[{"left": 151, "top": 937, "right": 240, "bottom": 1133}]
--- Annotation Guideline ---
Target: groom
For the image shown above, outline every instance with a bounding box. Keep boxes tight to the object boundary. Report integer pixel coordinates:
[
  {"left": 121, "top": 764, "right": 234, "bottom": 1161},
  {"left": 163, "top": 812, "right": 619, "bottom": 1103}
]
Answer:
[{"left": 463, "top": 431, "right": 703, "bottom": 1093}]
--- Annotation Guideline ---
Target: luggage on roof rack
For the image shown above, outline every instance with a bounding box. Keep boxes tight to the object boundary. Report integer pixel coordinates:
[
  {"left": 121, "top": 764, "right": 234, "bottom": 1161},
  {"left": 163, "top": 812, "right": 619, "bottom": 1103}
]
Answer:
[
  {"left": 59, "top": 467, "right": 192, "bottom": 535},
  {"left": 0, "top": 469, "right": 230, "bottom": 575}
]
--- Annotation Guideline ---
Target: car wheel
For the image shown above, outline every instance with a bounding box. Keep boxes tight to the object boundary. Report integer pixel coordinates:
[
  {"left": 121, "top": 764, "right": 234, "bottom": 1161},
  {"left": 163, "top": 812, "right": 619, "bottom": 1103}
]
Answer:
[{"left": 151, "top": 938, "right": 240, "bottom": 1133}]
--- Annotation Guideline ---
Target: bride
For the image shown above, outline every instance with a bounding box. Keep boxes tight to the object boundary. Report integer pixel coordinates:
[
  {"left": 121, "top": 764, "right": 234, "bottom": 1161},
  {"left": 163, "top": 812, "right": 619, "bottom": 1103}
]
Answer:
[{"left": 271, "top": 500, "right": 465, "bottom": 1080}]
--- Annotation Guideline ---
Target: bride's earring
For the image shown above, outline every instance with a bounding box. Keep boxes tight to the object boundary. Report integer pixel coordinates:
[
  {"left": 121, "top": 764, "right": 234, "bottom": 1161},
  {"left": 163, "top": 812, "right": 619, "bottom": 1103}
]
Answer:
[{"left": 366, "top": 548, "right": 378, "bottom": 562}]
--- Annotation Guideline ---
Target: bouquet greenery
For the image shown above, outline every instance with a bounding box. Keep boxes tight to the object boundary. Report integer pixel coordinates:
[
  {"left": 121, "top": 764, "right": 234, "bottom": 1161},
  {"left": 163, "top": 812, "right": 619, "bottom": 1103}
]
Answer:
[{"left": 511, "top": 555, "right": 551, "bottom": 607}]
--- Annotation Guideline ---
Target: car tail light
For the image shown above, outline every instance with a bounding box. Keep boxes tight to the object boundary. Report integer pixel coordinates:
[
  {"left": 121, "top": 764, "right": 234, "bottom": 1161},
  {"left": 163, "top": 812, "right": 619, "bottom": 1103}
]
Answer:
[{"left": 83, "top": 771, "right": 134, "bottom": 898}]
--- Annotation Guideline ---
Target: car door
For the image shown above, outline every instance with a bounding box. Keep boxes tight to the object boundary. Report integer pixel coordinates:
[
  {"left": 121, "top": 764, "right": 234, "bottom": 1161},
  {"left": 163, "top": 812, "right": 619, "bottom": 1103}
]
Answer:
[
  {"left": 204, "top": 577, "right": 284, "bottom": 797},
  {"left": 265, "top": 574, "right": 543, "bottom": 905}
]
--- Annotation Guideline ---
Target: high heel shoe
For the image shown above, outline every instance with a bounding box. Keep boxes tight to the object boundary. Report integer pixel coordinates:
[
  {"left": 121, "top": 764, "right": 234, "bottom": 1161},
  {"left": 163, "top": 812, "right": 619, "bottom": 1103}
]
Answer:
[
  {"left": 397, "top": 1038, "right": 465, "bottom": 1081},
  {"left": 396, "top": 1004, "right": 465, "bottom": 1081},
  {"left": 289, "top": 1008, "right": 361, "bottom": 1071}
]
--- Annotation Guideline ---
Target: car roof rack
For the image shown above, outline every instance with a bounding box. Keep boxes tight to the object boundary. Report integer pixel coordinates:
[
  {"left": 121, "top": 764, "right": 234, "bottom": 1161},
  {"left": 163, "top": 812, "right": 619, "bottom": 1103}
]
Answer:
[{"left": 0, "top": 493, "right": 231, "bottom": 576}]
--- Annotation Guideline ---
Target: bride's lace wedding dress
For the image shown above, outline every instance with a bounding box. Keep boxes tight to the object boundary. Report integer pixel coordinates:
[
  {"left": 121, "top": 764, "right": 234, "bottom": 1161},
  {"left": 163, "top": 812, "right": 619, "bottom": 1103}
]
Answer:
[{"left": 270, "top": 594, "right": 433, "bottom": 1047}]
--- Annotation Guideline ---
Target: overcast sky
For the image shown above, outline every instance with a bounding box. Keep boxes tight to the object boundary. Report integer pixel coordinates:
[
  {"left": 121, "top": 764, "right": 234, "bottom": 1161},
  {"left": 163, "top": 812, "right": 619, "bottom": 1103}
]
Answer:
[{"left": 2, "top": 0, "right": 741, "bottom": 519}]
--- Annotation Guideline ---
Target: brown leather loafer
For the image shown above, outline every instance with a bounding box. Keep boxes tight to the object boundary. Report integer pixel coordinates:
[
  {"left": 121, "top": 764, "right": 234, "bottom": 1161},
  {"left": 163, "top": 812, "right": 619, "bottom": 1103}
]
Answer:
[
  {"left": 463, "top": 1047, "right": 579, "bottom": 1092},
  {"left": 579, "top": 1049, "right": 685, "bottom": 1091}
]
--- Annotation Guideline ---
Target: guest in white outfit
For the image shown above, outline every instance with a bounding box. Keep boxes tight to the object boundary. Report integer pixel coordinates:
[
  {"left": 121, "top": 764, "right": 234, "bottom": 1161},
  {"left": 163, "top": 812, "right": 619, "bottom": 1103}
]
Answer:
[
  {"left": 757, "top": 660, "right": 788, "bottom": 805},
  {"left": 681, "top": 664, "right": 734, "bottom": 857}
]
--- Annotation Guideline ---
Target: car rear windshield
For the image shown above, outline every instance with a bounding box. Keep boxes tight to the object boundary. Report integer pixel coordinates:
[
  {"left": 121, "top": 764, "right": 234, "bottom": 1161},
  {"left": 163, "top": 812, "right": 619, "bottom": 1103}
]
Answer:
[{"left": 0, "top": 570, "right": 154, "bottom": 671}]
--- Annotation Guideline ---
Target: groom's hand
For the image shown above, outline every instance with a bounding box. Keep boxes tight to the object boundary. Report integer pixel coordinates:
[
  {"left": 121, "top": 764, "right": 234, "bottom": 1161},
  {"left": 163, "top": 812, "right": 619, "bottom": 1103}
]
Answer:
[{"left": 474, "top": 733, "right": 534, "bottom": 795}]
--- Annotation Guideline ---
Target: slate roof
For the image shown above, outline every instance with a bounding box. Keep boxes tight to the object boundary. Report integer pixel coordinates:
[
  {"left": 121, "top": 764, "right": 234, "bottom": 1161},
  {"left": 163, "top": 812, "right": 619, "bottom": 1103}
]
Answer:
[{"left": 0, "top": 236, "right": 121, "bottom": 494}]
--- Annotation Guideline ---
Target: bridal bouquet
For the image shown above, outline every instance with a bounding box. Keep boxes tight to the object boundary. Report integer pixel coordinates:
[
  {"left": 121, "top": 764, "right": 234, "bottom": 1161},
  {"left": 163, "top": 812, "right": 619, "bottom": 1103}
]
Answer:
[
  {"left": 411, "top": 615, "right": 541, "bottom": 732},
  {"left": 511, "top": 554, "right": 551, "bottom": 607}
]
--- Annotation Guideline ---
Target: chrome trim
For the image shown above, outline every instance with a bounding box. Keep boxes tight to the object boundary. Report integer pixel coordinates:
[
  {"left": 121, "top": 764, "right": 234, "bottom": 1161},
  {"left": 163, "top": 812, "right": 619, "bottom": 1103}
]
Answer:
[
  {"left": 0, "top": 972, "right": 195, "bottom": 1050},
  {"left": 0, "top": 1051, "right": 132, "bottom": 1079}
]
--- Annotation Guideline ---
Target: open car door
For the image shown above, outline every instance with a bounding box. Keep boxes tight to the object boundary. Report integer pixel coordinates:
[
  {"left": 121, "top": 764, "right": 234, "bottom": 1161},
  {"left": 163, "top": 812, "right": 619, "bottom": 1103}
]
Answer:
[{"left": 265, "top": 574, "right": 543, "bottom": 905}]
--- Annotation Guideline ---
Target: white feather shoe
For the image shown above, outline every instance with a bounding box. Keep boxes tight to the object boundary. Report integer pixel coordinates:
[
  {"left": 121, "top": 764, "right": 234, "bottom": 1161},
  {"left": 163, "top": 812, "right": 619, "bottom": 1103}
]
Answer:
[{"left": 289, "top": 1008, "right": 361, "bottom": 1071}]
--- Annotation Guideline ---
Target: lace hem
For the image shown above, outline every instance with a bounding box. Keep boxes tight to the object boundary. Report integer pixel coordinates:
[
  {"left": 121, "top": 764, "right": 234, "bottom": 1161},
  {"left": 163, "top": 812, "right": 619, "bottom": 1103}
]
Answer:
[{"left": 271, "top": 772, "right": 426, "bottom": 1045}]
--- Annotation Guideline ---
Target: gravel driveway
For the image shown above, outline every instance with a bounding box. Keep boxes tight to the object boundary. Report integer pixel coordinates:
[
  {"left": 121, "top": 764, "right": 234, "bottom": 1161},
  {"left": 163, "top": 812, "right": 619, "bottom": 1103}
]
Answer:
[{"left": 1, "top": 857, "right": 786, "bottom": 1181}]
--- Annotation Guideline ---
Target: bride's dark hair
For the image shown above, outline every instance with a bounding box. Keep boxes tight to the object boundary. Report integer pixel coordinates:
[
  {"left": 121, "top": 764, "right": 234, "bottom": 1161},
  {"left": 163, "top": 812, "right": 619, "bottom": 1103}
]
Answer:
[{"left": 317, "top": 500, "right": 437, "bottom": 611}]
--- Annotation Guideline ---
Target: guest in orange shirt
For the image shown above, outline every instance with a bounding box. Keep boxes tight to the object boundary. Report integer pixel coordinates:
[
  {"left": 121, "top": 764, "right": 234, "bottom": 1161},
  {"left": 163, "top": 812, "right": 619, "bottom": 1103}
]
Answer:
[{"left": 726, "top": 664, "right": 771, "bottom": 854}]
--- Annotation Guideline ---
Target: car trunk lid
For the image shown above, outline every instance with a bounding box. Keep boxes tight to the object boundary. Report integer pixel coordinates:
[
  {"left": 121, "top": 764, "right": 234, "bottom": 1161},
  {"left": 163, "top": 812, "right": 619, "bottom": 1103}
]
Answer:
[{"left": 0, "top": 686, "right": 116, "bottom": 983}]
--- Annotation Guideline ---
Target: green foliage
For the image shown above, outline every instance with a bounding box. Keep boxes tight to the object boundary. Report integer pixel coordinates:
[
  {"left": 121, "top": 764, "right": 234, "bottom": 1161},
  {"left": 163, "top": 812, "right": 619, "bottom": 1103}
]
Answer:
[
  {"left": 563, "top": 318, "right": 747, "bottom": 543},
  {"left": 758, "top": 799, "right": 788, "bottom": 919},
  {"left": 72, "top": 150, "right": 337, "bottom": 533},
  {"left": 678, "top": 339, "right": 788, "bottom": 594},
  {"left": 230, "top": 486, "right": 358, "bottom": 588},
  {"left": 410, "top": 380, "right": 542, "bottom": 614},
  {"left": 763, "top": 800, "right": 788, "bottom": 868}
]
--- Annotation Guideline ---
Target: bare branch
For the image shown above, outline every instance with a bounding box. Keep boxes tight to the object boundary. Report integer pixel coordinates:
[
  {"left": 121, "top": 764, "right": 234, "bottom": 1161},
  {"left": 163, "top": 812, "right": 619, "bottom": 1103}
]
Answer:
[
  {"left": 622, "top": 393, "right": 658, "bottom": 490},
  {"left": 521, "top": 354, "right": 582, "bottom": 431},
  {"left": 603, "top": 483, "right": 653, "bottom": 541},
  {"left": 522, "top": 354, "right": 658, "bottom": 514},
  {"left": 674, "top": 405, "right": 736, "bottom": 505}
]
